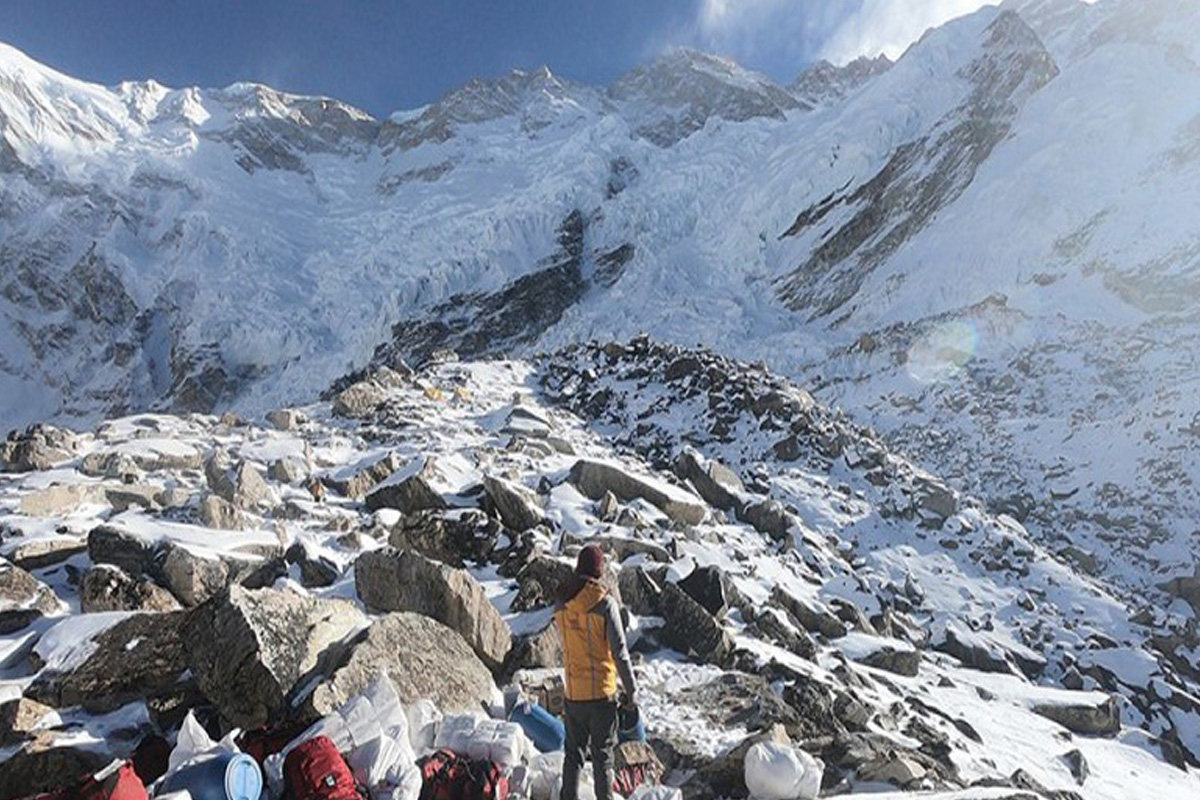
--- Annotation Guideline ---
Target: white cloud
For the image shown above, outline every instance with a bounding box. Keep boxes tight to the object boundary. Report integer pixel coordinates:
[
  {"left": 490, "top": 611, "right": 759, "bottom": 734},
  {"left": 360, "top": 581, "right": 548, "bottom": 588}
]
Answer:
[
  {"left": 818, "top": 0, "right": 1001, "bottom": 63},
  {"left": 686, "top": 0, "right": 1004, "bottom": 72}
]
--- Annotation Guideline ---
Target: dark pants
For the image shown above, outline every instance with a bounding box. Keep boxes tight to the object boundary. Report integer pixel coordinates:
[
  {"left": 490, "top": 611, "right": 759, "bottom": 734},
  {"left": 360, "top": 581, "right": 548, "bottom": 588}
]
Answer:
[{"left": 561, "top": 699, "right": 618, "bottom": 800}]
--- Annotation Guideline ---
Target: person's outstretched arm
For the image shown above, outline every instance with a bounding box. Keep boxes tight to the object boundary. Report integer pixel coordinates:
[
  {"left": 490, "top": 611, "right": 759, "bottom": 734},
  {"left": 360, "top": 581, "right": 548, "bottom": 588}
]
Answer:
[{"left": 602, "top": 596, "right": 637, "bottom": 701}]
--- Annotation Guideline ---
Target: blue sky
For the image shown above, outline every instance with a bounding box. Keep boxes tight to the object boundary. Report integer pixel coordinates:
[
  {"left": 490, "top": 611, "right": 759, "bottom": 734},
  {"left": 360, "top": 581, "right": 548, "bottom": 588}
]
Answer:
[{"left": 0, "top": 0, "right": 997, "bottom": 117}]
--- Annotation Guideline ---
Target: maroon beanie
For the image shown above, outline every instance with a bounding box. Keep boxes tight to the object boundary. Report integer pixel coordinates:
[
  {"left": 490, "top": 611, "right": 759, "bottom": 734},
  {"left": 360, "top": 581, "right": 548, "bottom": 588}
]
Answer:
[{"left": 575, "top": 544, "right": 605, "bottom": 580}]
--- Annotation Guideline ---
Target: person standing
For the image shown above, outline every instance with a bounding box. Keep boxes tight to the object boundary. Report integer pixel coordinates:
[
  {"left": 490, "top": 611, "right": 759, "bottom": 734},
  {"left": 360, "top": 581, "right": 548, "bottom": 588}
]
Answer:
[{"left": 555, "top": 544, "right": 637, "bottom": 800}]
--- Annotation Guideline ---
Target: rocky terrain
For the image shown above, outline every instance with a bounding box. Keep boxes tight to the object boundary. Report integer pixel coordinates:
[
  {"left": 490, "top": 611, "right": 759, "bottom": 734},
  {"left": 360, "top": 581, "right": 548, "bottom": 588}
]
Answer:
[{"left": 1, "top": 342, "right": 1197, "bottom": 799}]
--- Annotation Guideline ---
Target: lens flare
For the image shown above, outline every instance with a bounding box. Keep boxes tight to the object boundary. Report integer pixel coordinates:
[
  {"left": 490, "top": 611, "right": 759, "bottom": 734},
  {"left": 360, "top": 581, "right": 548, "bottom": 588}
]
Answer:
[{"left": 906, "top": 320, "right": 978, "bottom": 383}]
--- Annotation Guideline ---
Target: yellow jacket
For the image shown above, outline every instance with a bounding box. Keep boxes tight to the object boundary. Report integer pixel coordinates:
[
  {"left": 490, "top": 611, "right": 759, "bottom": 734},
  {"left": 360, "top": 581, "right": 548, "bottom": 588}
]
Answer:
[{"left": 556, "top": 579, "right": 635, "bottom": 702}]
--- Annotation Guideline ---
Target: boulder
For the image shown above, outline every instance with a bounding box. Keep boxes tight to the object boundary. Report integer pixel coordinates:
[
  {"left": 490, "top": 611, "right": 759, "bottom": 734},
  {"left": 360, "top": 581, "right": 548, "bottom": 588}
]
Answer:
[
  {"left": 18, "top": 484, "right": 104, "bottom": 517},
  {"left": 365, "top": 459, "right": 450, "bottom": 514},
  {"left": 568, "top": 459, "right": 708, "bottom": 525},
  {"left": 198, "top": 494, "right": 246, "bottom": 530},
  {"left": 934, "top": 626, "right": 1018, "bottom": 676},
  {"left": 618, "top": 564, "right": 667, "bottom": 617},
  {"left": 860, "top": 646, "right": 920, "bottom": 678},
  {"left": 204, "top": 450, "right": 236, "bottom": 498},
  {"left": 268, "top": 458, "right": 308, "bottom": 485},
  {"left": 560, "top": 531, "right": 672, "bottom": 563},
  {"left": 512, "top": 556, "right": 574, "bottom": 612},
  {"left": 657, "top": 581, "right": 734, "bottom": 666},
  {"left": 857, "top": 754, "right": 928, "bottom": 787},
  {"left": 266, "top": 408, "right": 307, "bottom": 431},
  {"left": 325, "top": 452, "right": 404, "bottom": 499},
  {"left": 231, "top": 461, "right": 273, "bottom": 510},
  {"left": 79, "top": 564, "right": 180, "bottom": 613},
  {"left": 770, "top": 587, "right": 847, "bottom": 639},
  {"left": 0, "top": 561, "right": 63, "bottom": 617},
  {"left": 0, "top": 741, "right": 111, "bottom": 800},
  {"left": 79, "top": 450, "right": 143, "bottom": 480},
  {"left": 386, "top": 509, "right": 501, "bottom": 567},
  {"left": 182, "top": 585, "right": 367, "bottom": 728},
  {"left": 677, "top": 564, "right": 737, "bottom": 618},
  {"left": 284, "top": 543, "right": 341, "bottom": 588},
  {"left": 1, "top": 425, "right": 80, "bottom": 472},
  {"left": 677, "top": 672, "right": 801, "bottom": 732},
  {"left": 87, "top": 525, "right": 158, "bottom": 575},
  {"left": 595, "top": 491, "right": 621, "bottom": 523},
  {"left": 674, "top": 450, "right": 744, "bottom": 512},
  {"left": 753, "top": 608, "right": 817, "bottom": 660},
  {"left": 1031, "top": 695, "right": 1120, "bottom": 736},
  {"left": 28, "top": 612, "right": 189, "bottom": 712},
  {"left": 104, "top": 484, "right": 162, "bottom": 513},
  {"left": 503, "top": 621, "right": 565, "bottom": 678},
  {"left": 332, "top": 380, "right": 387, "bottom": 418},
  {"left": 0, "top": 697, "right": 54, "bottom": 745},
  {"left": 6, "top": 538, "right": 87, "bottom": 571},
  {"left": 205, "top": 454, "right": 273, "bottom": 510},
  {"left": 303, "top": 612, "right": 498, "bottom": 717},
  {"left": 912, "top": 477, "right": 956, "bottom": 528},
  {"left": 483, "top": 475, "right": 545, "bottom": 532},
  {"left": 355, "top": 548, "right": 512, "bottom": 670},
  {"left": 158, "top": 546, "right": 234, "bottom": 607},
  {"left": 1061, "top": 749, "right": 1089, "bottom": 785},
  {"left": 738, "top": 499, "right": 795, "bottom": 542}
]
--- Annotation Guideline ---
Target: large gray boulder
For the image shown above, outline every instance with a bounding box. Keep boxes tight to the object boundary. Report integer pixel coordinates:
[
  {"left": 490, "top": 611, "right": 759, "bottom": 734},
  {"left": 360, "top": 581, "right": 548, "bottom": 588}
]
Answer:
[
  {"left": 1, "top": 425, "right": 80, "bottom": 473},
  {"left": 28, "top": 612, "right": 189, "bottom": 712},
  {"left": 0, "top": 741, "right": 111, "bottom": 800},
  {"left": 483, "top": 475, "right": 545, "bottom": 532},
  {"left": 1031, "top": 695, "right": 1120, "bottom": 736},
  {"left": 675, "top": 449, "right": 744, "bottom": 512},
  {"left": 79, "top": 564, "right": 180, "bottom": 613},
  {"left": 158, "top": 546, "right": 237, "bottom": 607},
  {"left": 657, "top": 581, "right": 734, "bottom": 666},
  {"left": 88, "top": 525, "right": 157, "bottom": 576},
  {"left": 182, "top": 585, "right": 367, "bottom": 728},
  {"left": 770, "top": 586, "right": 847, "bottom": 639},
  {"left": 386, "top": 509, "right": 502, "bottom": 567},
  {"left": 0, "top": 561, "right": 63, "bottom": 617},
  {"left": 198, "top": 494, "right": 246, "bottom": 530},
  {"left": 365, "top": 458, "right": 450, "bottom": 514},
  {"left": 18, "top": 484, "right": 103, "bottom": 517},
  {"left": 0, "top": 697, "right": 54, "bottom": 746},
  {"left": 738, "top": 499, "right": 795, "bottom": 542},
  {"left": 325, "top": 452, "right": 404, "bottom": 499},
  {"left": 205, "top": 453, "right": 274, "bottom": 510},
  {"left": 568, "top": 459, "right": 707, "bottom": 525},
  {"left": 355, "top": 548, "right": 512, "bottom": 670},
  {"left": 332, "top": 380, "right": 388, "bottom": 418},
  {"left": 303, "top": 613, "right": 498, "bottom": 717}
]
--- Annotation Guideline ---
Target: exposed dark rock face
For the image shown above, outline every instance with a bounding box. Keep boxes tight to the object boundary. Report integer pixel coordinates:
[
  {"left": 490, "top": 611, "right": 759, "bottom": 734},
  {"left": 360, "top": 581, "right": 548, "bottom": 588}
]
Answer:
[
  {"left": 776, "top": 12, "right": 1059, "bottom": 318},
  {"left": 370, "top": 211, "right": 589, "bottom": 368}
]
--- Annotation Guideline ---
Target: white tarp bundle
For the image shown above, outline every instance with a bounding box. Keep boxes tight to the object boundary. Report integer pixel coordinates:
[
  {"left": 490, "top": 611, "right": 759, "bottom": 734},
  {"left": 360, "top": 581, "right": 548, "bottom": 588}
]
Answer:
[{"left": 743, "top": 742, "right": 822, "bottom": 800}]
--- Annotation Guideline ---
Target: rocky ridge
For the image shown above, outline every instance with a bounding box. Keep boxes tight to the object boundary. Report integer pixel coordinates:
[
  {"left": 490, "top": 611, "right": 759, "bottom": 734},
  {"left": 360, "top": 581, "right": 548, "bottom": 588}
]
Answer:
[{"left": 0, "top": 343, "right": 1194, "bottom": 799}]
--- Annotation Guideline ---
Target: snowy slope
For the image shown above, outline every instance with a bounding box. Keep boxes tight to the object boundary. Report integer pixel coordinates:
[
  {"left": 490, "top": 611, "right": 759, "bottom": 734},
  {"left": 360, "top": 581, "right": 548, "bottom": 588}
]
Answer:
[
  {"left": 4, "top": 0, "right": 1200, "bottom": 751},
  {"left": 2, "top": 348, "right": 1199, "bottom": 798}
]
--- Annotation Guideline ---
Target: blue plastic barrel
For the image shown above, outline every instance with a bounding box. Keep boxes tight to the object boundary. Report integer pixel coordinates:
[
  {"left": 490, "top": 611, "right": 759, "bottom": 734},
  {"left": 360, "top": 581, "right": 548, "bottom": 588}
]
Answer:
[
  {"left": 617, "top": 706, "right": 646, "bottom": 743},
  {"left": 509, "top": 701, "right": 566, "bottom": 752},
  {"left": 160, "top": 752, "right": 263, "bottom": 800}
]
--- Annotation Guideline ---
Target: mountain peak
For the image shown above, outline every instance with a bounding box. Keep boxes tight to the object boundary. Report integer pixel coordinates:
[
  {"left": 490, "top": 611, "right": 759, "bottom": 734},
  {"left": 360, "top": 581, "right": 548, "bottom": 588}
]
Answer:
[
  {"left": 608, "top": 47, "right": 802, "bottom": 146},
  {"left": 791, "top": 54, "right": 893, "bottom": 106}
]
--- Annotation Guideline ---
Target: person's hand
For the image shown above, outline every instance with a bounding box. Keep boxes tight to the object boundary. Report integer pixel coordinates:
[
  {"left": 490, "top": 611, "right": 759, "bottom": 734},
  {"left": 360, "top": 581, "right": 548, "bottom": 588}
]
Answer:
[{"left": 621, "top": 690, "right": 637, "bottom": 708}]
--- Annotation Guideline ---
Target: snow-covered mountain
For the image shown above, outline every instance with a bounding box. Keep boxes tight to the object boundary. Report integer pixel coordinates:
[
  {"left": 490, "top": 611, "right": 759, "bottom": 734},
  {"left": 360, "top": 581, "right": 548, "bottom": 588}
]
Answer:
[{"left": 5, "top": 0, "right": 1200, "bottom": 776}]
